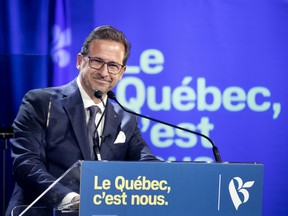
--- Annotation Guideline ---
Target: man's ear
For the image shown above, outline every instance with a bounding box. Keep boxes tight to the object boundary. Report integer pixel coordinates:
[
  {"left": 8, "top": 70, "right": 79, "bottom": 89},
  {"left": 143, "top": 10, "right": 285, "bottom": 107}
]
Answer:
[
  {"left": 76, "top": 53, "right": 83, "bottom": 70},
  {"left": 119, "top": 66, "right": 126, "bottom": 79}
]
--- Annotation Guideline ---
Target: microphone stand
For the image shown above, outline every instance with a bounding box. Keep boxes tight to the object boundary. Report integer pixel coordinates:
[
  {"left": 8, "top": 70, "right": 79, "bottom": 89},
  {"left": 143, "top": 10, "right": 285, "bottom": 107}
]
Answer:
[
  {"left": 107, "top": 91, "right": 222, "bottom": 162},
  {"left": 92, "top": 91, "right": 107, "bottom": 161}
]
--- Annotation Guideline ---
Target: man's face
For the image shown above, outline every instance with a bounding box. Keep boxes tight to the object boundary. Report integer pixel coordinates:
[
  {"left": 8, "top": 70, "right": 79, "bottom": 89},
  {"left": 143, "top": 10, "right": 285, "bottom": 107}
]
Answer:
[{"left": 77, "top": 39, "right": 126, "bottom": 98}]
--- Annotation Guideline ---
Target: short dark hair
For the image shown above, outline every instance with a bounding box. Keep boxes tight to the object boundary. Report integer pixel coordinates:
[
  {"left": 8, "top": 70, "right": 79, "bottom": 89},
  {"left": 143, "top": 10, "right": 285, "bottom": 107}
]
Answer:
[{"left": 81, "top": 25, "right": 131, "bottom": 65}]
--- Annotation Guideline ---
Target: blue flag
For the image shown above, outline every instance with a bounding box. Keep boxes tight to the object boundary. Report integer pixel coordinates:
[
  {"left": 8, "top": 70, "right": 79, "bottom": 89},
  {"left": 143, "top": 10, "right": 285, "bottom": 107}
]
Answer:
[{"left": 50, "top": 0, "right": 73, "bottom": 86}]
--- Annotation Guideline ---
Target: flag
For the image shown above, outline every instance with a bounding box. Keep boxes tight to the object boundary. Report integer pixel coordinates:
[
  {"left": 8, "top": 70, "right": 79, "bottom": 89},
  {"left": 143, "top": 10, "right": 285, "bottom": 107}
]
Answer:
[{"left": 49, "top": 0, "right": 72, "bottom": 86}]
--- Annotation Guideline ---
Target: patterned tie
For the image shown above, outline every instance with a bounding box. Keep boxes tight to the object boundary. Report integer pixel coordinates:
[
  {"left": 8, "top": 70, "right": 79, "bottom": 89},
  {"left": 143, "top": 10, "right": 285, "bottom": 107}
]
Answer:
[{"left": 87, "top": 106, "right": 100, "bottom": 160}]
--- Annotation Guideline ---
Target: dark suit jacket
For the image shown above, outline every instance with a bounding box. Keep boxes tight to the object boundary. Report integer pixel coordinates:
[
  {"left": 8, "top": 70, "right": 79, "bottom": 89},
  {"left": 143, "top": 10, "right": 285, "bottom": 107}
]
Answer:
[{"left": 6, "top": 79, "right": 157, "bottom": 215}]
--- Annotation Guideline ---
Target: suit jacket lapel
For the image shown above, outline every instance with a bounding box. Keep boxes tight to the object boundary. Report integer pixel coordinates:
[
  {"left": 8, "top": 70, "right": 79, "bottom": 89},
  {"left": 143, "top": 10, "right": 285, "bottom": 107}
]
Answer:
[{"left": 61, "top": 80, "right": 92, "bottom": 160}]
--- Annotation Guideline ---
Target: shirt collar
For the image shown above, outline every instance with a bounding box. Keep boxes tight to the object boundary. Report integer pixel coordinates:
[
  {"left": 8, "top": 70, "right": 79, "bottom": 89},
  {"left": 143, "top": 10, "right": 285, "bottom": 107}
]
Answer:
[{"left": 77, "top": 76, "right": 106, "bottom": 113}]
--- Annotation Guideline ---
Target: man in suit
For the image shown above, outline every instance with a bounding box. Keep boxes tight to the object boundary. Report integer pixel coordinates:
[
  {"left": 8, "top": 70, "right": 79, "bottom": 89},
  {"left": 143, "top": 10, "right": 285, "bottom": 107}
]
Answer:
[{"left": 6, "top": 26, "right": 158, "bottom": 216}]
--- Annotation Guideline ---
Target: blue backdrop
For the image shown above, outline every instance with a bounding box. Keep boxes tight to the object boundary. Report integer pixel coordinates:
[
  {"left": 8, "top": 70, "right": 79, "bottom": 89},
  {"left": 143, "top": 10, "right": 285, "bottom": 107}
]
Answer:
[{"left": 1, "top": 0, "right": 287, "bottom": 215}]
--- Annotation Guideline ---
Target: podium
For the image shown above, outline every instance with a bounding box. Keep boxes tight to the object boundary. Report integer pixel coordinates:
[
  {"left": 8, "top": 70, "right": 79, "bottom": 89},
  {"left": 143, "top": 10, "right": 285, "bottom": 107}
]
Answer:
[
  {"left": 79, "top": 161, "right": 263, "bottom": 216},
  {"left": 12, "top": 161, "right": 263, "bottom": 216}
]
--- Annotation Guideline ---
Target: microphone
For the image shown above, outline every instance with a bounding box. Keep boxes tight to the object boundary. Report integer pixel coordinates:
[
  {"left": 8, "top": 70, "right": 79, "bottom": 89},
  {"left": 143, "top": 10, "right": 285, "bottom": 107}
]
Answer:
[
  {"left": 94, "top": 90, "right": 103, "bottom": 99},
  {"left": 92, "top": 90, "right": 107, "bottom": 161},
  {"left": 107, "top": 91, "right": 222, "bottom": 162}
]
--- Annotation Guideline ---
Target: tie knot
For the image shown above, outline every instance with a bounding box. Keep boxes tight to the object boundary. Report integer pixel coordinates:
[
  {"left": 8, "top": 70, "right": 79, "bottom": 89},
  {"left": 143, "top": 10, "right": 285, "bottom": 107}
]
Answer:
[{"left": 89, "top": 106, "right": 100, "bottom": 118}]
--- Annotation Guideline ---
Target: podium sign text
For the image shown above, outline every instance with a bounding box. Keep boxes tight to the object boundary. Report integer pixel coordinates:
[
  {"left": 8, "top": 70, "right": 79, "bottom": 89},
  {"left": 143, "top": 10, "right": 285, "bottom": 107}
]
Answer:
[{"left": 79, "top": 161, "right": 263, "bottom": 216}]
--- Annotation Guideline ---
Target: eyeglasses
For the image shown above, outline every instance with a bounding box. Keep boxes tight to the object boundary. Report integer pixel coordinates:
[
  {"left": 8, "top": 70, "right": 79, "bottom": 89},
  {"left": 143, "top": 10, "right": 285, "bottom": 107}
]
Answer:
[{"left": 87, "top": 56, "right": 124, "bottom": 75}]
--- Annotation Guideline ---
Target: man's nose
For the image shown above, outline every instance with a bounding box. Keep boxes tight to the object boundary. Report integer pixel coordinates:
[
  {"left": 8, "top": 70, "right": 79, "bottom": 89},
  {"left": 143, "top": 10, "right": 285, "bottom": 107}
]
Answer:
[{"left": 98, "top": 63, "right": 110, "bottom": 76}]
